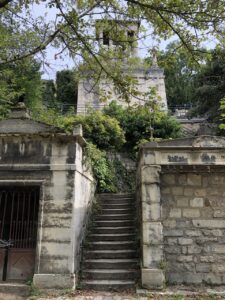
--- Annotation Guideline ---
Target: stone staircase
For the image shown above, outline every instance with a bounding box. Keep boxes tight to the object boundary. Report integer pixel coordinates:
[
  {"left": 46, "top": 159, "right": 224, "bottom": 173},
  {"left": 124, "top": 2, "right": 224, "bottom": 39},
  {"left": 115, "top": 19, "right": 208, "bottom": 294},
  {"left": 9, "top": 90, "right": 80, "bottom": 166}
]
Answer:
[{"left": 80, "top": 193, "right": 139, "bottom": 291}]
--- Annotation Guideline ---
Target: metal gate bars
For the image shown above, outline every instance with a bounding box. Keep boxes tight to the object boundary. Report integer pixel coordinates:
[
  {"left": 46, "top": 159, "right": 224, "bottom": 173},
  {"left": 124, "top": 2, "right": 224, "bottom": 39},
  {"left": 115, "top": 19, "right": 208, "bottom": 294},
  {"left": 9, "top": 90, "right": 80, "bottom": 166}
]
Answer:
[{"left": 0, "top": 186, "right": 39, "bottom": 282}]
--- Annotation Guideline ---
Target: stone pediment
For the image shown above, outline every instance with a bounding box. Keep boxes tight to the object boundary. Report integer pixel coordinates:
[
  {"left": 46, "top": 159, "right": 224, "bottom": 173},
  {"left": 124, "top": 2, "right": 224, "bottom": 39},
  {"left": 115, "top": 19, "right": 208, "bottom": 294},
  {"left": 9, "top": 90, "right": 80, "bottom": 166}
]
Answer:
[
  {"left": 0, "top": 104, "right": 63, "bottom": 135},
  {"left": 142, "top": 135, "right": 225, "bottom": 149}
]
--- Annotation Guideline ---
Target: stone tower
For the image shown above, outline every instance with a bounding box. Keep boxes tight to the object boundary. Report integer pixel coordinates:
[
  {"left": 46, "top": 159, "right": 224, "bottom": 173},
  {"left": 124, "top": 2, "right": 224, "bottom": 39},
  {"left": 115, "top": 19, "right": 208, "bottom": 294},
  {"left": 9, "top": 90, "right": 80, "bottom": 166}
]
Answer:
[{"left": 77, "top": 20, "right": 168, "bottom": 113}]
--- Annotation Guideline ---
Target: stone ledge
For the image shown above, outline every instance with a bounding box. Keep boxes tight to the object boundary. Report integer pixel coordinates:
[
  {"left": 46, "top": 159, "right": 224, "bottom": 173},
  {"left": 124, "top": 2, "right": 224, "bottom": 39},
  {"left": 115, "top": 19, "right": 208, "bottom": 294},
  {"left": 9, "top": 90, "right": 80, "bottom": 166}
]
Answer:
[
  {"left": 141, "top": 268, "right": 165, "bottom": 290},
  {"left": 33, "top": 273, "right": 76, "bottom": 289}
]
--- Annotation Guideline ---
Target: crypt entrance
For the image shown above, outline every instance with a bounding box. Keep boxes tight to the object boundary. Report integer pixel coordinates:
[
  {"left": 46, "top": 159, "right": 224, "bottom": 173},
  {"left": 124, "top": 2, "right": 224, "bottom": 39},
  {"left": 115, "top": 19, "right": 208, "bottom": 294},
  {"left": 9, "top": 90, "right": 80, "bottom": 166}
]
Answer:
[{"left": 0, "top": 186, "right": 39, "bottom": 282}]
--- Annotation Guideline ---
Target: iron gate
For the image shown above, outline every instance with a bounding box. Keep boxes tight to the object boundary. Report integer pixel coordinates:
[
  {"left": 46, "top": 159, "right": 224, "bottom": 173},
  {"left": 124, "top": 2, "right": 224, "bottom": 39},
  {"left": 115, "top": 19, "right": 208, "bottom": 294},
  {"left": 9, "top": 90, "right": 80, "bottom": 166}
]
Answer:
[{"left": 0, "top": 186, "right": 39, "bottom": 281}]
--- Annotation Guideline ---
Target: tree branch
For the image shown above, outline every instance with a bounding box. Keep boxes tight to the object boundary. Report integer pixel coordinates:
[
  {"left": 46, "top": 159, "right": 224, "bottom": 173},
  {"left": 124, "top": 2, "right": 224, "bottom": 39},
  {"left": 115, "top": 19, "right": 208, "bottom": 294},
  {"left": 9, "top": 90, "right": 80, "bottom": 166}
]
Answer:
[{"left": 0, "top": 0, "right": 12, "bottom": 9}]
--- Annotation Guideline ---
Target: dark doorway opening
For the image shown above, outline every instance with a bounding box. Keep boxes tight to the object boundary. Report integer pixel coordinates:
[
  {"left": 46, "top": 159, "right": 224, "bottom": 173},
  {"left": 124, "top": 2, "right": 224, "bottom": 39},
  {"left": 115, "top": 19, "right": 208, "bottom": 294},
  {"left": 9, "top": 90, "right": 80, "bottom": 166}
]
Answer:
[{"left": 0, "top": 186, "right": 39, "bottom": 282}]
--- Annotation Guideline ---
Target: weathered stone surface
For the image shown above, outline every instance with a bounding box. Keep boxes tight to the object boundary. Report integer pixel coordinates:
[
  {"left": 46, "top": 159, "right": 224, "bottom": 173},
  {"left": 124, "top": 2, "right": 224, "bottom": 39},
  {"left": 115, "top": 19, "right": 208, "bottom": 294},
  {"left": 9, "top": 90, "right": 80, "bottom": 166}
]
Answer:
[
  {"left": 190, "top": 197, "right": 204, "bottom": 208},
  {"left": 178, "top": 238, "right": 193, "bottom": 245},
  {"left": 169, "top": 208, "right": 181, "bottom": 218},
  {"left": 141, "top": 165, "right": 161, "bottom": 184},
  {"left": 193, "top": 219, "right": 225, "bottom": 228},
  {"left": 141, "top": 268, "right": 165, "bottom": 289},
  {"left": 183, "top": 208, "right": 200, "bottom": 218},
  {"left": 187, "top": 174, "right": 202, "bottom": 186},
  {"left": 142, "top": 245, "right": 163, "bottom": 267},
  {"left": 33, "top": 273, "right": 76, "bottom": 289},
  {"left": 142, "top": 222, "right": 163, "bottom": 245}
]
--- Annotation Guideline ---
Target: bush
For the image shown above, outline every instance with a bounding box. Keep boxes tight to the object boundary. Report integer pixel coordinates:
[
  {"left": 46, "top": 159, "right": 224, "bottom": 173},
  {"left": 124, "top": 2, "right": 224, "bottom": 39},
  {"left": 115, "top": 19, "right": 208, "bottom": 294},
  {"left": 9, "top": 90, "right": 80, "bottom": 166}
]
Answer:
[
  {"left": 84, "top": 143, "right": 117, "bottom": 193},
  {"left": 104, "top": 101, "right": 181, "bottom": 150}
]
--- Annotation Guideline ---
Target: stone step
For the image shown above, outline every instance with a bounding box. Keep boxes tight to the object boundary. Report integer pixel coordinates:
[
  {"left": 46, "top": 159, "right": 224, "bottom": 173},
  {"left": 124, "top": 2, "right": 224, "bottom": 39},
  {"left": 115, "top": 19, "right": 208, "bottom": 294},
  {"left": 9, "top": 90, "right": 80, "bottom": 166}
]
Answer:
[
  {"left": 99, "top": 199, "right": 134, "bottom": 205},
  {"left": 89, "top": 233, "right": 135, "bottom": 241},
  {"left": 83, "top": 250, "right": 137, "bottom": 259},
  {"left": 80, "top": 280, "right": 135, "bottom": 291},
  {"left": 100, "top": 208, "right": 134, "bottom": 214},
  {"left": 86, "top": 241, "right": 137, "bottom": 250},
  {"left": 0, "top": 283, "right": 29, "bottom": 299},
  {"left": 100, "top": 203, "right": 134, "bottom": 209},
  {"left": 95, "top": 214, "right": 133, "bottom": 221},
  {"left": 82, "top": 269, "right": 138, "bottom": 280},
  {"left": 94, "top": 220, "right": 134, "bottom": 227},
  {"left": 83, "top": 259, "right": 139, "bottom": 269},
  {"left": 93, "top": 226, "right": 134, "bottom": 234},
  {"left": 98, "top": 193, "right": 134, "bottom": 199}
]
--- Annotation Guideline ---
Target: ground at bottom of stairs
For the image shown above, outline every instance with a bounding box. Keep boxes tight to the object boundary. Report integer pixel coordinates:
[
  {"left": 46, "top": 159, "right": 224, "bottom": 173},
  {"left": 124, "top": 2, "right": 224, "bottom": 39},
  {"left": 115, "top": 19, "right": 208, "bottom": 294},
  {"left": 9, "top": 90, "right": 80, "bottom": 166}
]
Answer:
[{"left": 31, "top": 287, "right": 225, "bottom": 300}]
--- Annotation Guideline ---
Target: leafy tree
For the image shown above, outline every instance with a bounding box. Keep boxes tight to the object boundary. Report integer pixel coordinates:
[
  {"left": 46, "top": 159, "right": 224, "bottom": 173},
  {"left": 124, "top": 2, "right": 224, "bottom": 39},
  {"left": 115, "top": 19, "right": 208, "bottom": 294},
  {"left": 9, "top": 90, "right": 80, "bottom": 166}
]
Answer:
[
  {"left": 104, "top": 101, "right": 181, "bottom": 149},
  {"left": 1, "top": 1, "right": 225, "bottom": 100},
  {"left": 192, "top": 49, "right": 225, "bottom": 122},
  {"left": 0, "top": 58, "right": 43, "bottom": 118},
  {"left": 41, "top": 79, "right": 56, "bottom": 107},
  {"left": 154, "top": 41, "right": 201, "bottom": 107},
  {"left": 56, "top": 70, "right": 78, "bottom": 110}
]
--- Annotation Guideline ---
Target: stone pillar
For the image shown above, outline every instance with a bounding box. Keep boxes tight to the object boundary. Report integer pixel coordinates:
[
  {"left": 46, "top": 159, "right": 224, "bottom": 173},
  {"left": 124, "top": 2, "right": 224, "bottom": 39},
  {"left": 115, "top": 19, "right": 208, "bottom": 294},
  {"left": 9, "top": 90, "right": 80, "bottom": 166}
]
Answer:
[{"left": 141, "top": 165, "right": 165, "bottom": 289}]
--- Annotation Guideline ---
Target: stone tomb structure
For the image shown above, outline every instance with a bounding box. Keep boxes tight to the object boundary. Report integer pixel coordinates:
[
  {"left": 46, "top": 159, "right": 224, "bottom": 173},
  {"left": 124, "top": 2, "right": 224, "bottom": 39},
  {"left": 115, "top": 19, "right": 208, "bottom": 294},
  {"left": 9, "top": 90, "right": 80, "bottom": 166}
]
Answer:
[
  {"left": 0, "top": 105, "right": 95, "bottom": 289},
  {"left": 137, "top": 136, "right": 225, "bottom": 289}
]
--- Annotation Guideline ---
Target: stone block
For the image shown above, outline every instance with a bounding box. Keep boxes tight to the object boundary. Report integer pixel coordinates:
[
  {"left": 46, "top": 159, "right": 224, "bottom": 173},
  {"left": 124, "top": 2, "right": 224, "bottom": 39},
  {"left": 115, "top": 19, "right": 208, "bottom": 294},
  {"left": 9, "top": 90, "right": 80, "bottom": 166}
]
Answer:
[
  {"left": 187, "top": 174, "right": 202, "bottom": 186},
  {"left": 33, "top": 273, "right": 76, "bottom": 289},
  {"left": 204, "top": 273, "right": 222, "bottom": 285},
  {"left": 193, "top": 219, "right": 225, "bottom": 228},
  {"left": 161, "top": 174, "right": 175, "bottom": 185},
  {"left": 212, "top": 264, "right": 225, "bottom": 273},
  {"left": 164, "top": 229, "right": 183, "bottom": 237},
  {"left": 185, "top": 230, "right": 201, "bottom": 237},
  {"left": 200, "top": 256, "right": 215, "bottom": 263},
  {"left": 167, "top": 238, "right": 177, "bottom": 245},
  {"left": 214, "top": 210, "right": 225, "bottom": 218},
  {"left": 142, "top": 166, "right": 161, "bottom": 184},
  {"left": 178, "top": 238, "right": 193, "bottom": 245},
  {"left": 213, "top": 245, "right": 225, "bottom": 253},
  {"left": 176, "top": 255, "right": 193, "bottom": 262},
  {"left": 142, "top": 202, "right": 161, "bottom": 221},
  {"left": 190, "top": 197, "right": 204, "bottom": 208},
  {"left": 142, "top": 222, "right": 163, "bottom": 245},
  {"left": 169, "top": 208, "right": 181, "bottom": 218},
  {"left": 187, "top": 245, "right": 201, "bottom": 254},
  {"left": 164, "top": 246, "right": 181, "bottom": 254},
  {"left": 183, "top": 208, "right": 200, "bottom": 218},
  {"left": 141, "top": 268, "right": 165, "bottom": 290},
  {"left": 196, "top": 264, "right": 211, "bottom": 273},
  {"left": 178, "top": 174, "right": 187, "bottom": 185},
  {"left": 142, "top": 184, "right": 160, "bottom": 203},
  {"left": 171, "top": 187, "right": 183, "bottom": 196},
  {"left": 163, "top": 220, "right": 176, "bottom": 228},
  {"left": 161, "top": 187, "right": 170, "bottom": 195},
  {"left": 184, "top": 188, "right": 193, "bottom": 196},
  {"left": 142, "top": 245, "right": 163, "bottom": 268},
  {"left": 176, "top": 196, "right": 189, "bottom": 207},
  {"left": 194, "top": 189, "right": 206, "bottom": 197}
]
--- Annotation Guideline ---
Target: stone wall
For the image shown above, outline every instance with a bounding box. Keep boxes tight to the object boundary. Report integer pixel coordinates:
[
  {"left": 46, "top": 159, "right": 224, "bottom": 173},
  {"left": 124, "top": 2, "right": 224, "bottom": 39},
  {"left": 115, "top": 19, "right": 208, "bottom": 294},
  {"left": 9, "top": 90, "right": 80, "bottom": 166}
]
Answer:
[
  {"left": 137, "top": 136, "right": 225, "bottom": 289},
  {"left": 162, "top": 172, "right": 225, "bottom": 285}
]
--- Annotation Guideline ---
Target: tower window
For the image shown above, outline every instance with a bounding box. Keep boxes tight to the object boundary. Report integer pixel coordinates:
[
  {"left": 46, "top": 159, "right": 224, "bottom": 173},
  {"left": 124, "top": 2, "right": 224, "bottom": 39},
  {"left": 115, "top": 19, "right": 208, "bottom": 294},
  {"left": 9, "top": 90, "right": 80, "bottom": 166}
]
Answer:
[{"left": 103, "top": 31, "right": 110, "bottom": 45}]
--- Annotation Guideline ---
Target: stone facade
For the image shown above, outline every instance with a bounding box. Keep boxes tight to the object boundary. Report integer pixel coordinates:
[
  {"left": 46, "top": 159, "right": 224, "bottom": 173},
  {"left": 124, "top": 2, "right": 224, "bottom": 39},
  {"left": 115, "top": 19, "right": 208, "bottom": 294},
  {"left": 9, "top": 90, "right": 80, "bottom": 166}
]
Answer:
[
  {"left": 137, "top": 136, "right": 225, "bottom": 289},
  {"left": 0, "top": 105, "right": 95, "bottom": 289},
  {"left": 77, "top": 67, "right": 168, "bottom": 114}
]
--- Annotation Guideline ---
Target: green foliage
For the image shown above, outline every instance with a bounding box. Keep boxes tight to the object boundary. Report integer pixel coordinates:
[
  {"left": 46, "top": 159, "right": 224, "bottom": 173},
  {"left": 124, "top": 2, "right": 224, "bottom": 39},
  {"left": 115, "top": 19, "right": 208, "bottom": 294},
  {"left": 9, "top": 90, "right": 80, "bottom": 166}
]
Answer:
[
  {"left": 56, "top": 70, "right": 78, "bottom": 108},
  {"left": 193, "top": 49, "right": 225, "bottom": 122},
  {"left": 84, "top": 143, "right": 117, "bottom": 193},
  {"left": 58, "top": 111, "right": 126, "bottom": 150},
  {"left": 104, "top": 101, "right": 181, "bottom": 150},
  {"left": 110, "top": 157, "right": 136, "bottom": 193},
  {"left": 0, "top": 58, "right": 43, "bottom": 119},
  {"left": 151, "top": 41, "right": 203, "bottom": 107},
  {"left": 41, "top": 79, "right": 56, "bottom": 106}
]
